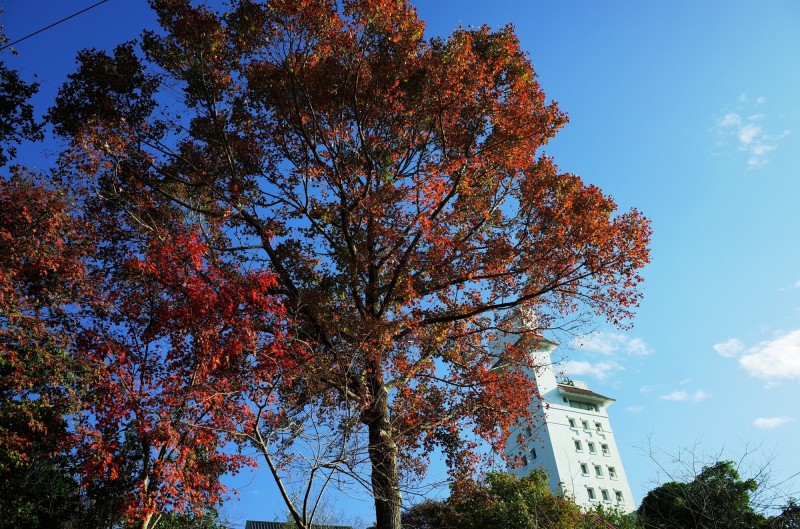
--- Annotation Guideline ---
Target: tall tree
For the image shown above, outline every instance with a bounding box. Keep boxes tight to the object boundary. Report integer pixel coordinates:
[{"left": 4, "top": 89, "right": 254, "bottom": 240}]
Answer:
[{"left": 49, "top": 1, "right": 652, "bottom": 528}]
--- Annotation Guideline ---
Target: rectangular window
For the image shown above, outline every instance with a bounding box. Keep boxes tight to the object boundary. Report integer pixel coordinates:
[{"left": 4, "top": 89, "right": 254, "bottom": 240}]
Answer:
[
  {"left": 582, "top": 420, "right": 590, "bottom": 430},
  {"left": 568, "top": 418, "right": 576, "bottom": 428},
  {"left": 595, "top": 465, "right": 603, "bottom": 477},
  {"left": 595, "top": 422, "right": 603, "bottom": 433},
  {"left": 574, "top": 440, "right": 583, "bottom": 452},
  {"left": 521, "top": 455, "right": 528, "bottom": 467},
  {"left": 601, "top": 489, "right": 610, "bottom": 502},
  {"left": 568, "top": 400, "right": 598, "bottom": 412},
  {"left": 530, "top": 448, "right": 537, "bottom": 460},
  {"left": 608, "top": 467, "right": 617, "bottom": 479},
  {"left": 601, "top": 444, "right": 610, "bottom": 456},
  {"left": 526, "top": 426, "right": 532, "bottom": 437},
  {"left": 581, "top": 463, "right": 589, "bottom": 476},
  {"left": 587, "top": 487, "right": 596, "bottom": 500},
  {"left": 615, "top": 491, "right": 624, "bottom": 503},
  {"left": 588, "top": 442, "right": 596, "bottom": 454}
]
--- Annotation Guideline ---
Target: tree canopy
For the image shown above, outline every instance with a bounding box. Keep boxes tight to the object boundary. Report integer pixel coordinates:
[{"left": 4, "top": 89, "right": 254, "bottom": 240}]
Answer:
[
  {"left": 3, "top": 1, "right": 651, "bottom": 528},
  {"left": 402, "top": 470, "right": 638, "bottom": 529},
  {"left": 637, "top": 461, "right": 762, "bottom": 529}
]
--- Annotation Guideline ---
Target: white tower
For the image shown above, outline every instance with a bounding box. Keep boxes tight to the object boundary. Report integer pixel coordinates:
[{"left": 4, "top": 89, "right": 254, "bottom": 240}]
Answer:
[{"left": 502, "top": 328, "right": 635, "bottom": 511}]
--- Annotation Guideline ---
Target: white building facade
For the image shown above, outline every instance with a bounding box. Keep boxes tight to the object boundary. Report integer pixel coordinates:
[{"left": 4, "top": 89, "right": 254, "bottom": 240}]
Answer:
[{"left": 503, "top": 338, "right": 635, "bottom": 511}]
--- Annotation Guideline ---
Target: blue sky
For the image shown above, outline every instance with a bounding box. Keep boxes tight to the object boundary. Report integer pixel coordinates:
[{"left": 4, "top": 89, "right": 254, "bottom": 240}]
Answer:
[{"left": 3, "top": 0, "right": 800, "bottom": 526}]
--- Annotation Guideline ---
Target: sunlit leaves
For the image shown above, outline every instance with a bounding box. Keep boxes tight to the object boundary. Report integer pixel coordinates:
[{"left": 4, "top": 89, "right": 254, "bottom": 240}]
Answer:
[{"left": 46, "top": 1, "right": 652, "bottom": 527}]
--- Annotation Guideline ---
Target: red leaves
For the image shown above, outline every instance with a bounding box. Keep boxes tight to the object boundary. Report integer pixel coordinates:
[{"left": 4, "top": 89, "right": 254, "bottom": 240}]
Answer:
[
  {"left": 74, "top": 222, "right": 292, "bottom": 522},
  {"left": 45, "top": 1, "right": 652, "bottom": 527}
]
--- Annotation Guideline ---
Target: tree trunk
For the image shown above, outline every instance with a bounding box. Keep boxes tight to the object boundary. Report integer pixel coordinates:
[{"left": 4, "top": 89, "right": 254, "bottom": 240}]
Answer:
[
  {"left": 364, "top": 380, "right": 402, "bottom": 529},
  {"left": 137, "top": 512, "right": 153, "bottom": 529}
]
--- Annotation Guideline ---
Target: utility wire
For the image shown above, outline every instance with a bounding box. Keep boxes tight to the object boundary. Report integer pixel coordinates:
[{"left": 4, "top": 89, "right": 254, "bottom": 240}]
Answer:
[{"left": 1, "top": 0, "right": 111, "bottom": 52}]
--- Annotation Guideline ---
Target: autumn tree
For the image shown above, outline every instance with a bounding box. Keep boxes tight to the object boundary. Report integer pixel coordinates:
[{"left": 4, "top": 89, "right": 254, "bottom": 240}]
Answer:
[
  {"left": 49, "top": 1, "right": 651, "bottom": 528},
  {"left": 1, "top": 171, "right": 295, "bottom": 529},
  {"left": 0, "top": 174, "right": 90, "bottom": 528}
]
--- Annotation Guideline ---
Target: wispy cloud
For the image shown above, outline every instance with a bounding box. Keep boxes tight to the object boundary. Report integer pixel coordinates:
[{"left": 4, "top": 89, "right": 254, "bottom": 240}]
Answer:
[
  {"left": 561, "top": 360, "right": 623, "bottom": 380},
  {"left": 660, "top": 390, "right": 710, "bottom": 402},
  {"left": 625, "top": 405, "right": 645, "bottom": 414},
  {"left": 737, "top": 123, "right": 762, "bottom": 145},
  {"left": 572, "top": 332, "right": 652, "bottom": 357},
  {"left": 753, "top": 416, "right": 793, "bottom": 429},
  {"left": 713, "top": 338, "right": 745, "bottom": 358},
  {"left": 714, "top": 94, "right": 789, "bottom": 168}
]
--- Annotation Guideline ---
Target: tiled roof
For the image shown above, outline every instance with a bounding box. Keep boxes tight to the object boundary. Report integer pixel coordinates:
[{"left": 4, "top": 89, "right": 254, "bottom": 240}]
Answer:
[
  {"left": 245, "top": 522, "right": 352, "bottom": 529},
  {"left": 557, "top": 384, "right": 615, "bottom": 402}
]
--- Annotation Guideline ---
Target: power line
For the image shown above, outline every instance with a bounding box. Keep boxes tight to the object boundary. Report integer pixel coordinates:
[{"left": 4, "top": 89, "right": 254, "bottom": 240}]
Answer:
[{"left": 1, "top": 0, "right": 111, "bottom": 52}]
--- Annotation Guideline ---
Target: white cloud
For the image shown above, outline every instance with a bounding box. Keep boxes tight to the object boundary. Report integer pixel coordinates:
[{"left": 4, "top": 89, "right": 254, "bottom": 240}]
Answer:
[
  {"left": 738, "top": 123, "right": 762, "bottom": 144},
  {"left": 561, "top": 360, "right": 623, "bottom": 380},
  {"left": 753, "top": 416, "right": 794, "bottom": 429},
  {"left": 714, "top": 338, "right": 745, "bottom": 358},
  {"left": 720, "top": 113, "right": 741, "bottom": 127},
  {"left": 751, "top": 144, "right": 776, "bottom": 156},
  {"left": 713, "top": 96, "right": 787, "bottom": 168},
  {"left": 626, "top": 338, "right": 653, "bottom": 356},
  {"left": 573, "top": 332, "right": 626, "bottom": 355},
  {"left": 660, "top": 390, "right": 710, "bottom": 402},
  {"left": 573, "top": 332, "right": 652, "bottom": 356},
  {"left": 625, "top": 405, "right": 645, "bottom": 413},
  {"left": 739, "top": 330, "right": 800, "bottom": 381}
]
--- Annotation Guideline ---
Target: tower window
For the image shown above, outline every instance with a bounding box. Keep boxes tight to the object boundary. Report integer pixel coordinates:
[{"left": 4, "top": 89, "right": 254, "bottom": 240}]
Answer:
[
  {"left": 568, "top": 400, "right": 599, "bottom": 412},
  {"left": 568, "top": 418, "right": 576, "bottom": 428},
  {"left": 595, "top": 422, "right": 603, "bottom": 433},
  {"left": 574, "top": 440, "right": 583, "bottom": 452},
  {"left": 595, "top": 465, "right": 603, "bottom": 477},
  {"left": 601, "top": 489, "right": 610, "bottom": 502},
  {"left": 582, "top": 420, "right": 590, "bottom": 430},
  {"left": 581, "top": 463, "right": 589, "bottom": 476},
  {"left": 615, "top": 490, "right": 624, "bottom": 503},
  {"left": 608, "top": 466, "right": 617, "bottom": 479},
  {"left": 530, "top": 448, "right": 537, "bottom": 460},
  {"left": 588, "top": 442, "right": 596, "bottom": 454},
  {"left": 601, "top": 444, "right": 610, "bottom": 456},
  {"left": 587, "top": 487, "right": 596, "bottom": 500}
]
